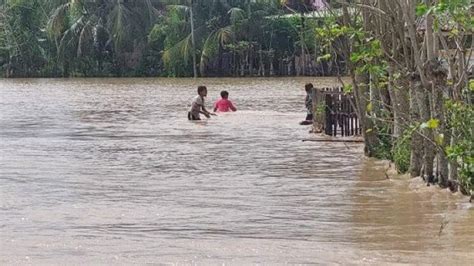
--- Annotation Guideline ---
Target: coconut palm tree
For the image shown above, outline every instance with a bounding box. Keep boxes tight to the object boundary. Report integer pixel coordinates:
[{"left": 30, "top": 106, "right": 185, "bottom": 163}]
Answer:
[
  {"left": 0, "top": 0, "right": 46, "bottom": 77},
  {"left": 46, "top": 0, "right": 161, "bottom": 76},
  {"left": 161, "top": 0, "right": 203, "bottom": 77},
  {"left": 160, "top": 0, "right": 281, "bottom": 77}
]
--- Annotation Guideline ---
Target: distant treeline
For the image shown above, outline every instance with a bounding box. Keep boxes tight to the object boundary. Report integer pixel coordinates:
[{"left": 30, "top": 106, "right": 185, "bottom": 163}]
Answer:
[{"left": 0, "top": 0, "right": 343, "bottom": 78}]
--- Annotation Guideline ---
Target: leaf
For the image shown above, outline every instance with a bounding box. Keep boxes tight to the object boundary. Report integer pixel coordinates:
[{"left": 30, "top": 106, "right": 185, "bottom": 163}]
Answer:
[
  {"left": 449, "top": 28, "right": 460, "bottom": 37},
  {"left": 342, "top": 84, "right": 353, "bottom": 93},
  {"left": 366, "top": 128, "right": 373, "bottom": 133},
  {"left": 435, "top": 134, "right": 444, "bottom": 146},
  {"left": 421, "top": 118, "right": 440, "bottom": 129},
  {"left": 416, "top": 3, "right": 428, "bottom": 17},
  {"left": 228, "top": 7, "right": 245, "bottom": 25},
  {"left": 317, "top": 53, "right": 331, "bottom": 62},
  {"left": 350, "top": 52, "right": 363, "bottom": 63},
  {"left": 434, "top": 2, "right": 448, "bottom": 13},
  {"left": 366, "top": 102, "right": 373, "bottom": 113}
]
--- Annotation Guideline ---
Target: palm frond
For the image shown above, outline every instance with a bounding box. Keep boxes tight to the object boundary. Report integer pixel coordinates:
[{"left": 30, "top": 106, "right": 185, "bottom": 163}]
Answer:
[
  {"left": 228, "top": 7, "right": 245, "bottom": 25},
  {"left": 46, "top": 3, "right": 70, "bottom": 39},
  {"left": 144, "top": 0, "right": 160, "bottom": 22},
  {"left": 166, "top": 4, "right": 189, "bottom": 15},
  {"left": 216, "top": 26, "right": 232, "bottom": 46},
  {"left": 160, "top": 0, "right": 191, "bottom": 6},
  {"left": 109, "top": 2, "right": 133, "bottom": 52},
  {"left": 57, "top": 28, "right": 74, "bottom": 62},
  {"left": 199, "top": 32, "right": 218, "bottom": 74},
  {"left": 162, "top": 33, "right": 193, "bottom": 65},
  {"left": 199, "top": 26, "right": 233, "bottom": 75},
  {"left": 180, "top": 34, "right": 193, "bottom": 62},
  {"left": 57, "top": 15, "right": 84, "bottom": 61},
  {"left": 77, "top": 20, "right": 93, "bottom": 57}
]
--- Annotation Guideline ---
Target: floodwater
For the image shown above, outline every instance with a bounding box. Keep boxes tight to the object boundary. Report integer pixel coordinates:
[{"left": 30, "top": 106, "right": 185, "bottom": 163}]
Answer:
[{"left": 0, "top": 78, "right": 472, "bottom": 264}]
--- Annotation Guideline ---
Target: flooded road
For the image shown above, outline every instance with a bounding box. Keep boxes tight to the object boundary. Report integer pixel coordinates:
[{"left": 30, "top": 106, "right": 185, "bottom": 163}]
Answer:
[{"left": 0, "top": 78, "right": 472, "bottom": 264}]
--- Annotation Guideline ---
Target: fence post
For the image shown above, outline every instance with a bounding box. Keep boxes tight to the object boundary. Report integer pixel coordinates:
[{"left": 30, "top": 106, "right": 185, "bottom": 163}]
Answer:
[{"left": 312, "top": 88, "right": 325, "bottom": 133}]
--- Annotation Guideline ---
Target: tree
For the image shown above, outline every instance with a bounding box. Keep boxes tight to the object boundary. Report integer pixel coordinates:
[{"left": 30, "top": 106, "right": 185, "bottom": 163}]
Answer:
[
  {"left": 315, "top": 0, "right": 473, "bottom": 193},
  {"left": 0, "top": 0, "right": 47, "bottom": 77},
  {"left": 46, "top": 0, "right": 161, "bottom": 76}
]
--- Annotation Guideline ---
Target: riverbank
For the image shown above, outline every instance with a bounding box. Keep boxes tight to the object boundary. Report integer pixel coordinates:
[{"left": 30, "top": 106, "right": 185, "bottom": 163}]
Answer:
[
  {"left": 363, "top": 157, "right": 473, "bottom": 202},
  {"left": 349, "top": 157, "right": 474, "bottom": 264}
]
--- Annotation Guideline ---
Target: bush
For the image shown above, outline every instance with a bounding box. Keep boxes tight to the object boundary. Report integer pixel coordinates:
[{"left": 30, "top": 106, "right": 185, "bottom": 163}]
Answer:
[
  {"left": 446, "top": 100, "right": 474, "bottom": 194},
  {"left": 372, "top": 125, "right": 393, "bottom": 160},
  {"left": 392, "top": 133, "right": 411, "bottom": 174}
]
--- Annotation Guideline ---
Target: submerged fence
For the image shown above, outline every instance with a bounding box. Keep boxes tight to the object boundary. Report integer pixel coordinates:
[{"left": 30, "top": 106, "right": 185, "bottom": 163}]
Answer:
[{"left": 312, "top": 87, "right": 361, "bottom": 137}]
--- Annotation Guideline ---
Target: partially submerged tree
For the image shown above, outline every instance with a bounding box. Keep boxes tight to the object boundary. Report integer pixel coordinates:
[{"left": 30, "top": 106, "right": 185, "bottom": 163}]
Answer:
[{"left": 316, "top": 0, "right": 473, "bottom": 194}]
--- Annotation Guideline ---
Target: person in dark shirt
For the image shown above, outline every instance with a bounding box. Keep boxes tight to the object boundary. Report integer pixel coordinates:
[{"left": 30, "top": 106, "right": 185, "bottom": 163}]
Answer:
[{"left": 300, "top": 83, "right": 314, "bottom": 125}]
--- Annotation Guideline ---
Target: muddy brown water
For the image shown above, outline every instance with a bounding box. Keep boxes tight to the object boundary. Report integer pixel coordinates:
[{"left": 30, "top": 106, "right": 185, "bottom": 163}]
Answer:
[{"left": 0, "top": 78, "right": 472, "bottom": 264}]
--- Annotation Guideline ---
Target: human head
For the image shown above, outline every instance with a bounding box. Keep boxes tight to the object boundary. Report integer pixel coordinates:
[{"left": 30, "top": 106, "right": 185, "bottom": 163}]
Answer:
[
  {"left": 220, "top": 90, "right": 229, "bottom": 99},
  {"left": 197, "top": 85, "right": 207, "bottom": 97},
  {"left": 305, "top": 83, "right": 313, "bottom": 93}
]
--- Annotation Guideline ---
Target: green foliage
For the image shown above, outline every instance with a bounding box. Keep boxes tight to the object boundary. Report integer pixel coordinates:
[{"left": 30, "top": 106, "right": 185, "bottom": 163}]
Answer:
[
  {"left": 0, "top": 0, "right": 47, "bottom": 77},
  {"left": 350, "top": 38, "right": 386, "bottom": 76},
  {"left": 1, "top": 0, "right": 162, "bottom": 77},
  {"left": 316, "top": 19, "right": 386, "bottom": 79},
  {"left": 445, "top": 100, "right": 474, "bottom": 193},
  {"left": 148, "top": 24, "right": 167, "bottom": 52},
  {"left": 157, "top": 7, "right": 193, "bottom": 76},
  {"left": 371, "top": 125, "right": 393, "bottom": 160},
  {"left": 432, "top": 0, "right": 473, "bottom": 32},
  {"left": 420, "top": 118, "right": 440, "bottom": 129},
  {"left": 342, "top": 83, "right": 353, "bottom": 93},
  {"left": 156, "top": 0, "right": 285, "bottom": 76},
  {"left": 0, "top": 0, "right": 337, "bottom": 77},
  {"left": 315, "top": 102, "right": 325, "bottom": 115},
  {"left": 392, "top": 129, "right": 414, "bottom": 174},
  {"left": 316, "top": 53, "right": 331, "bottom": 62},
  {"left": 415, "top": 3, "right": 429, "bottom": 17}
]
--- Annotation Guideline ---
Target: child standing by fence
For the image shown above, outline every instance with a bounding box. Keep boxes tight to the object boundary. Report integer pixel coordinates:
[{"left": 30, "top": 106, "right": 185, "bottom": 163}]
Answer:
[{"left": 300, "top": 83, "right": 314, "bottom": 125}]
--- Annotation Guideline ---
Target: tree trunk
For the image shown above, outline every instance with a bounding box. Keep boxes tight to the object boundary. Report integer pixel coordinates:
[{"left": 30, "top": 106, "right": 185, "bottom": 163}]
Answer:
[
  {"left": 355, "top": 72, "right": 378, "bottom": 156},
  {"left": 63, "top": 60, "right": 70, "bottom": 77},
  {"left": 269, "top": 56, "right": 274, "bottom": 76},
  {"left": 258, "top": 49, "right": 264, "bottom": 76},
  {"left": 388, "top": 66, "right": 410, "bottom": 138},
  {"left": 312, "top": 88, "right": 324, "bottom": 133},
  {"left": 414, "top": 81, "right": 435, "bottom": 180},
  {"left": 248, "top": 48, "right": 253, "bottom": 76},
  {"left": 409, "top": 77, "right": 423, "bottom": 177},
  {"left": 369, "top": 73, "right": 383, "bottom": 127},
  {"left": 428, "top": 60, "right": 449, "bottom": 186},
  {"left": 190, "top": 3, "right": 197, "bottom": 78},
  {"left": 300, "top": 14, "right": 305, "bottom": 76},
  {"left": 448, "top": 127, "right": 459, "bottom": 181}
]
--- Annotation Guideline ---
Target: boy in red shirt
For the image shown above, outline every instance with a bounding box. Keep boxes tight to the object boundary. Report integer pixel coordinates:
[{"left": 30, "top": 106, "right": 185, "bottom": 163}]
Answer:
[{"left": 214, "top": 90, "right": 237, "bottom": 112}]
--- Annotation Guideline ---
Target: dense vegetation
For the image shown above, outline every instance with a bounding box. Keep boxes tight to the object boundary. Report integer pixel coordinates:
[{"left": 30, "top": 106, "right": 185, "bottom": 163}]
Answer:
[
  {"left": 0, "top": 0, "right": 337, "bottom": 77},
  {"left": 314, "top": 0, "right": 473, "bottom": 195}
]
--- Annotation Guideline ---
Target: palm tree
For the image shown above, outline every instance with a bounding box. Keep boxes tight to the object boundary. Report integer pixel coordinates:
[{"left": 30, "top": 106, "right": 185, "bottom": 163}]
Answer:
[
  {"left": 160, "top": 0, "right": 280, "bottom": 77},
  {"left": 46, "top": 0, "right": 161, "bottom": 76},
  {"left": 161, "top": 0, "right": 199, "bottom": 77},
  {"left": 0, "top": 0, "right": 46, "bottom": 77}
]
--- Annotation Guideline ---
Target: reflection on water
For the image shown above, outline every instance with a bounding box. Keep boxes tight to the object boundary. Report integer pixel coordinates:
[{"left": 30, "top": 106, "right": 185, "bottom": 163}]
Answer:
[{"left": 0, "top": 78, "right": 472, "bottom": 264}]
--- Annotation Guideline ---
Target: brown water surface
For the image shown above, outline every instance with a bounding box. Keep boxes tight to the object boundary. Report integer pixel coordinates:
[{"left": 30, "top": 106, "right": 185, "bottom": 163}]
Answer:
[{"left": 0, "top": 78, "right": 472, "bottom": 264}]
